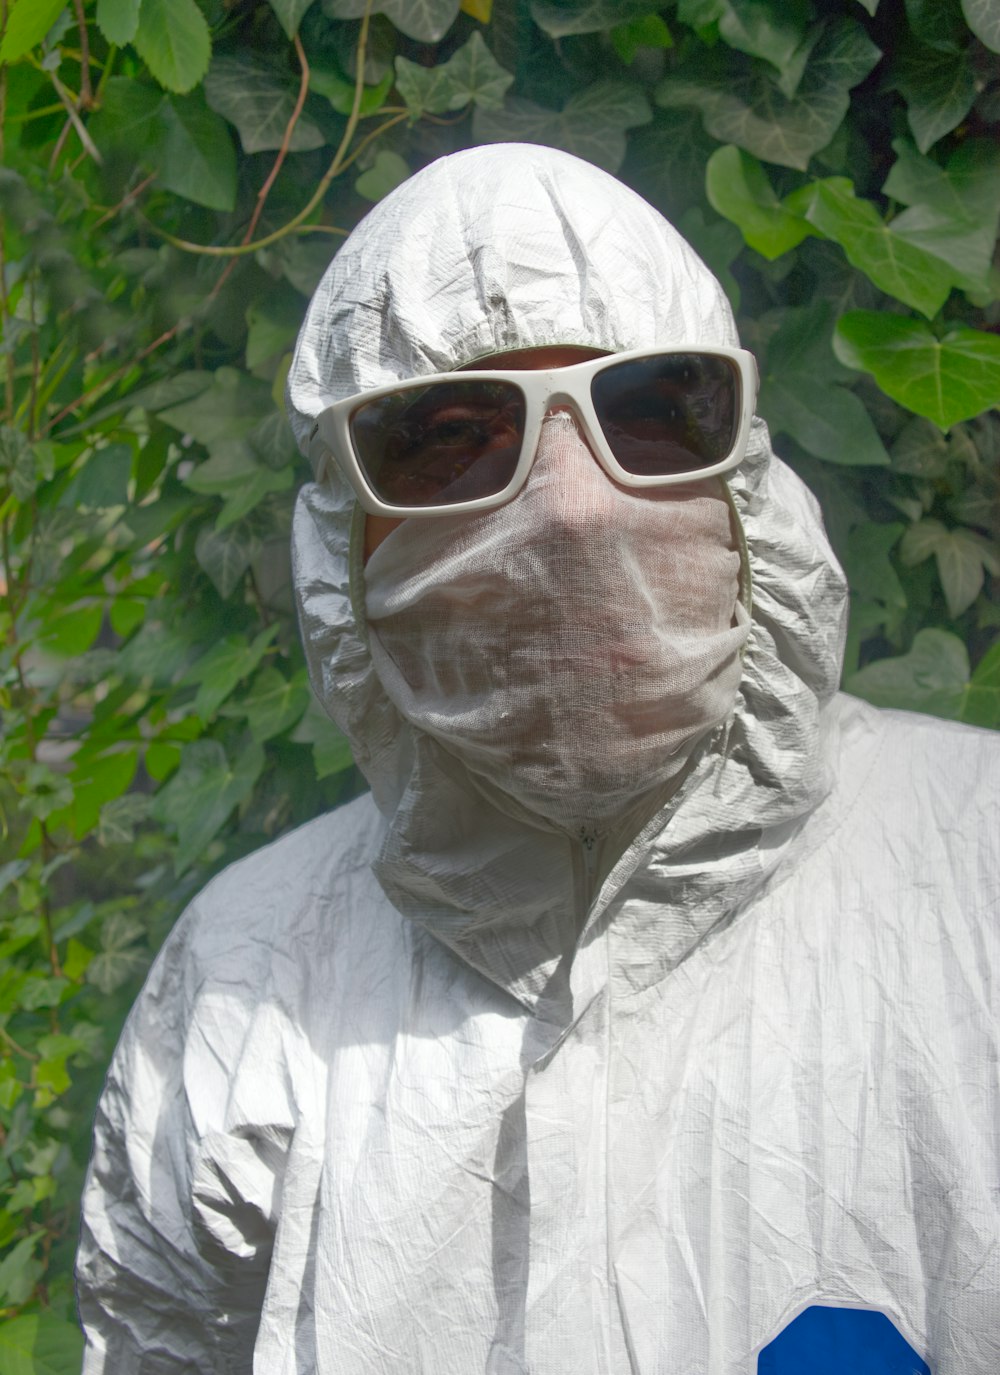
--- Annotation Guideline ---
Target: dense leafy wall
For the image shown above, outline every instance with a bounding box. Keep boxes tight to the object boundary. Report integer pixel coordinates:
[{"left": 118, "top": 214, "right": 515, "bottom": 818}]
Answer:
[{"left": 0, "top": 0, "right": 998, "bottom": 1361}]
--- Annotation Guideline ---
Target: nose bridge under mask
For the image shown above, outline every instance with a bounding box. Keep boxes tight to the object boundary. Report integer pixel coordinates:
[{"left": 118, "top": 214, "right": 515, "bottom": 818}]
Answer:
[{"left": 520, "top": 409, "right": 639, "bottom": 530}]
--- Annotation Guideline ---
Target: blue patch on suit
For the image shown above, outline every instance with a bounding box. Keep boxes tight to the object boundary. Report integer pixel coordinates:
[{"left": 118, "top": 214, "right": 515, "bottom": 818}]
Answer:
[{"left": 758, "top": 1305, "right": 930, "bottom": 1374}]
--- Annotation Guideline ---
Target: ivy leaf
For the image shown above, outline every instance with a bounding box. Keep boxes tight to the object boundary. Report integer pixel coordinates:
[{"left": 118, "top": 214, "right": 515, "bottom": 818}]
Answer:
[
  {"left": 248, "top": 410, "right": 300, "bottom": 471},
  {"left": 36, "top": 604, "right": 104, "bottom": 657},
  {"left": 156, "top": 92, "right": 238, "bottom": 213},
  {"left": 62, "top": 937, "right": 94, "bottom": 981},
  {"left": 309, "top": 65, "right": 393, "bottom": 117},
  {"left": 890, "top": 416, "right": 952, "bottom": 477},
  {"left": 64, "top": 748, "right": 138, "bottom": 839},
  {"left": 803, "top": 178, "right": 954, "bottom": 318},
  {"left": 158, "top": 367, "right": 274, "bottom": 445},
  {"left": 905, "top": 0, "right": 967, "bottom": 52},
  {"left": 230, "top": 665, "right": 311, "bottom": 742},
  {"left": 0, "top": 861, "right": 30, "bottom": 898},
  {"left": 119, "top": 620, "right": 194, "bottom": 685},
  {"left": 195, "top": 523, "right": 261, "bottom": 599},
  {"left": 0, "top": 425, "right": 37, "bottom": 501},
  {"left": 628, "top": 110, "right": 723, "bottom": 219},
  {"left": 963, "top": 641, "right": 1000, "bottom": 728},
  {"left": 355, "top": 150, "right": 411, "bottom": 202},
  {"left": 657, "top": 19, "right": 880, "bottom": 171},
  {"left": 118, "top": 369, "right": 214, "bottom": 415},
  {"left": 268, "top": 234, "right": 337, "bottom": 295},
  {"left": 394, "top": 59, "right": 458, "bottom": 117},
  {"left": 900, "top": 518, "right": 999, "bottom": 617},
  {"left": 834, "top": 312, "right": 1000, "bottom": 430},
  {"left": 152, "top": 739, "right": 265, "bottom": 872},
  {"left": 530, "top": 0, "right": 662, "bottom": 37},
  {"left": 185, "top": 440, "right": 294, "bottom": 529},
  {"left": 324, "top": 0, "right": 460, "bottom": 44},
  {"left": 847, "top": 627, "right": 971, "bottom": 718},
  {"left": 677, "top": 207, "right": 742, "bottom": 309},
  {"left": 843, "top": 521, "right": 907, "bottom": 630},
  {"left": 20, "top": 974, "right": 71, "bottom": 1010},
  {"left": 92, "top": 81, "right": 236, "bottom": 211},
  {"left": 133, "top": 0, "right": 212, "bottom": 96},
  {"left": 948, "top": 442, "right": 1000, "bottom": 536},
  {"left": 761, "top": 374, "right": 889, "bottom": 466},
  {"left": 60, "top": 444, "right": 131, "bottom": 509},
  {"left": 612, "top": 14, "right": 673, "bottom": 64},
  {"left": 290, "top": 699, "right": 356, "bottom": 779},
  {"left": 204, "top": 55, "right": 325, "bottom": 154},
  {"left": 0, "top": 0, "right": 68, "bottom": 64},
  {"left": 396, "top": 35, "right": 512, "bottom": 116},
  {"left": 0, "top": 1246, "right": 44, "bottom": 1317},
  {"left": 182, "top": 626, "right": 279, "bottom": 720},
  {"left": 246, "top": 292, "right": 305, "bottom": 371},
  {"left": 716, "top": 0, "right": 811, "bottom": 79},
  {"left": 443, "top": 32, "right": 514, "bottom": 111},
  {"left": 961, "top": 0, "right": 1000, "bottom": 53},
  {"left": 98, "top": 794, "right": 153, "bottom": 846},
  {"left": 86, "top": 914, "right": 147, "bottom": 994},
  {"left": 706, "top": 146, "right": 813, "bottom": 258},
  {"left": 890, "top": 37, "right": 975, "bottom": 154},
  {"left": 88, "top": 77, "right": 163, "bottom": 163},
  {"left": 268, "top": 0, "right": 317, "bottom": 39},
  {"left": 474, "top": 82, "right": 651, "bottom": 174},
  {"left": 883, "top": 139, "right": 1000, "bottom": 300},
  {"left": 96, "top": 0, "right": 142, "bottom": 45}
]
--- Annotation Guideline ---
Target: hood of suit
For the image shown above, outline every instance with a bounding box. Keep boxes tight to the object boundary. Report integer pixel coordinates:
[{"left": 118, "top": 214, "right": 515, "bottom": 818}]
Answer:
[{"left": 287, "top": 143, "right": 848, "bottom": 1013}]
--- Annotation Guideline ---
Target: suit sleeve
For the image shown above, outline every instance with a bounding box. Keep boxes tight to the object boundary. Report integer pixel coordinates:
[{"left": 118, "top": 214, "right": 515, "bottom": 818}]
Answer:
[{"left": 76, "top": 904, "right": 283, "bottom": 1375}]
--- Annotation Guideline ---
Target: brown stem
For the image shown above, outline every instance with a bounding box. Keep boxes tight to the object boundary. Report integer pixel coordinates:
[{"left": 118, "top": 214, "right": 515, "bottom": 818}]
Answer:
[
  {"left": 244, "top": 32, "right": 311, "bottom": 247},
  {"left": 48, "top": 115, "right": 73, "bottom": 173},
  {"left": 1, "top": 514, "right": 20, "bottom": 633},
  {"left": 0, "top": 223, "right": 13, "bottom": 422},
  {"left": 73, "top": 0, "right": 92, "bottom": 108},
  {"left": 28, "top": 278, "right": 39, "bottom": 440},
  {"left": 207, "top": 31, "right": 314, "bottom": 303},
  {"left": 423, "top": 108, "right": 472, "bottom": 126},
  {"left": 44, "top": 323, "right": 183, "bottom": 432},
  {"left": 334, "top": 110, "right": 409, "bottom": 175},
  {"left": 1, "top": 1025, "right": 39, "bottom": 1063},
  {"left": 91, "top": 170, "right": 158, "bottom": 231},
  {"left": 0, "top": 522, "right": 61, "bottom": 979},
  {"left": 0, "top": 15, "right": 11, "bottom": 422},
  {"left": 47, "top": 70, "right": 102, "bottom": 166},
  {"left": 39, "top": 828, "right": 61, "bottom": 978},
  {"left": 143, "top": 1, "right": 376, "bottom": 260}
]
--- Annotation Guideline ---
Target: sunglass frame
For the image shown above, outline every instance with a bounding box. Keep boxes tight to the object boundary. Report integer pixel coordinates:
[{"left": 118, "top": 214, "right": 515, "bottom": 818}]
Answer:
[{"left": 308, "top": 345, "right": 759, "bottom": 518}]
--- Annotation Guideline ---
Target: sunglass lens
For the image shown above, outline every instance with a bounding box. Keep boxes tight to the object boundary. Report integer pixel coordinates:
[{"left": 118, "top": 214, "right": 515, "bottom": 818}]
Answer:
[
  {"left": 592, "top": 354, "right": 739, "bottom": 476},
  {"left": 350, "top": 380, "right": 526, "bottom": 508}
]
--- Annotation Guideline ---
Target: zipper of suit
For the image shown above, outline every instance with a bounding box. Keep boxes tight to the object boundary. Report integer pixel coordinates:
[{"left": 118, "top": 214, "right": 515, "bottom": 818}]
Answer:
[{"left": 574, "top": 824, "right": 601, "bottom": 922}]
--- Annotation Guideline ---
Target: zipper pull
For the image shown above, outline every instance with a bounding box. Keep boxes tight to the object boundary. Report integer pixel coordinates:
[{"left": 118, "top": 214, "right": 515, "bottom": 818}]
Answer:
[{"left": 578, "top": 825, "right": 599, "bottom": 886}]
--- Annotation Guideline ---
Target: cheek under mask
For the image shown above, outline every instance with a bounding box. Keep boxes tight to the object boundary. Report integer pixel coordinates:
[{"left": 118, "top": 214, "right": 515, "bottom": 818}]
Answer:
[{"left": 364, "top": 414, "right": 749, "bottom": 837}]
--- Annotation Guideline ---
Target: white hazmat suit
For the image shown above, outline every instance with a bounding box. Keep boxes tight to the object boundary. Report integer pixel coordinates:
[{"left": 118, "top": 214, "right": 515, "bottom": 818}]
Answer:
[{"left": 77, "top": 145, "right": 1000, "bottom": 1374}]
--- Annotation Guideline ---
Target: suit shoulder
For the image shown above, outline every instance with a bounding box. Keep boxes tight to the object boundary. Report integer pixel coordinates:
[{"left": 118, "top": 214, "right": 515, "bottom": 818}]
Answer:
[
  {"left": 833, "top": 694, "right": 999, "bottom": 849},
  {"left": 163, "top": 791, "right": 387, "bottom": 978}
]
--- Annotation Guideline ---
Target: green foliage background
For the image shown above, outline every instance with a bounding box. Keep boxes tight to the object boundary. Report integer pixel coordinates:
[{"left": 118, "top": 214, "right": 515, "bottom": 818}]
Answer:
[{"left": 0, "top": 0, "right": 998, "bottom": 1362}]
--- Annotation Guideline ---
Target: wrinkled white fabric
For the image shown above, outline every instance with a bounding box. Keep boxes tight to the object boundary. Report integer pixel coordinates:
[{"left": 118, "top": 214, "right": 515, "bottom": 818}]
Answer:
[
  {"left": 366, "top": 414, "right": 749, "bottom": 836},
  {"left": 77, "top": 144, "right": 1000, "bottom": 1374}
]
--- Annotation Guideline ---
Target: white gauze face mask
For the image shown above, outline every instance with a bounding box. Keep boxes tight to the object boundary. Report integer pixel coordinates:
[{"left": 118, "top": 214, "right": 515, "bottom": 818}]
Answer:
[{"left": 364, "top": 413, "right": 750, "bottom": 836}]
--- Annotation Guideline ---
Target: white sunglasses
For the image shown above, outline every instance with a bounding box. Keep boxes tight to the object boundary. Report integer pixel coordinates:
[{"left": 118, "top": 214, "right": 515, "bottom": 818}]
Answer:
[{"left": 307, "top": 345, "right": 758, "bottom": 518}]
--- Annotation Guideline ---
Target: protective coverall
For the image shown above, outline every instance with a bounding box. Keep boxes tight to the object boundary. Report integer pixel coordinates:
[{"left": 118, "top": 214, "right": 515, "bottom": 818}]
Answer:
[{"left": 77, "top": 145, "right": 1000, "bottom": 1373}]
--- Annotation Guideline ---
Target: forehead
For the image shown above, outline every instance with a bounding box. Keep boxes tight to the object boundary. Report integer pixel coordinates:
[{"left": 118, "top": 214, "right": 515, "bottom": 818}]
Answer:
[{"left": 459, "top": 345, "right": 610, "bottom": 373}]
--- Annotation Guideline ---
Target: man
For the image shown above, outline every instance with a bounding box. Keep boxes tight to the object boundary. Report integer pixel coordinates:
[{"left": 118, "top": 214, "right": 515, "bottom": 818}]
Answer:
[{"left": 78, "top": 145, "right": 999, "bottom": 1372}]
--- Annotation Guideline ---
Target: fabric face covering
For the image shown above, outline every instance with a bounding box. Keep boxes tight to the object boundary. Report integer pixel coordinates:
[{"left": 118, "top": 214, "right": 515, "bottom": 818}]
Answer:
[{"left": 364, "top": 412, "right": 750, "bottom": 837}]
